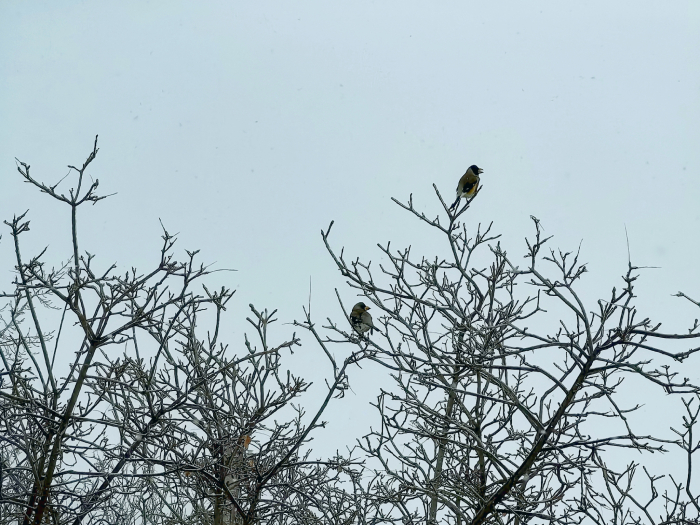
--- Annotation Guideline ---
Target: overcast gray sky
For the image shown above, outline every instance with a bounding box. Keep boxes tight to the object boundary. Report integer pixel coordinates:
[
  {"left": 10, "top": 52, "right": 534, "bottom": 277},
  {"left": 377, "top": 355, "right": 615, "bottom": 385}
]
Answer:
[{"left": 1, "top": 1, "right": 699, "bottom": 457}]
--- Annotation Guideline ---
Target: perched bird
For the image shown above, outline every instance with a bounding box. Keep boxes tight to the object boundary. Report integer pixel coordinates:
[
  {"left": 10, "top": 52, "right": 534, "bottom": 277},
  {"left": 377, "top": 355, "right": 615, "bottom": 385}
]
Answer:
[
  {"left": 350, "top": 302, "right": 375, "bottom": 335},
  {"left": 449, "top": 165, "right": 484, "bottom": 211}
]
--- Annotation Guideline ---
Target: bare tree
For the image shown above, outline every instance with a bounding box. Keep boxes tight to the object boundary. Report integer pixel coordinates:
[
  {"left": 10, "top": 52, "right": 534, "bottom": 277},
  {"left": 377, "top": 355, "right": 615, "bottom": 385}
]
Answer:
[
  {"left": 316, "top": 188, "right": 700, "bottom": 525},
  {"left": 0, "top": 139, "right": 366, "bottom": 525},
  {"left": 4, "top": 138, "right": 700, "bottom": 525}
]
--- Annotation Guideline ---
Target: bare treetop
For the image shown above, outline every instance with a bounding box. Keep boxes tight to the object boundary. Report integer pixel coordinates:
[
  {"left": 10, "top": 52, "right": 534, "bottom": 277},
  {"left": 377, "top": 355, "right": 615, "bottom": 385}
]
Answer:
[
  {"left": 2, "top": 140, "right": 699, "bottom": 525},
  {"left": 315, "top": 185, "right": 700, "bottom": 524},
  {"left": 1, "top": 139, "right": 367, "bottom": 525}
]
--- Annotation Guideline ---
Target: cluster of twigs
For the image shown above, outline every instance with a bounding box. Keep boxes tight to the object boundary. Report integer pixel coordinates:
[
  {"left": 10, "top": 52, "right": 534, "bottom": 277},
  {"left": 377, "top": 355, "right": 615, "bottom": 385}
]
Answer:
[
  {"left": 2, "top": 140, "right": 699, "bottom": 525},
  {"left": 0, "top": 139, "right": 364, "bottom": 525},
  {"left": 315, "top": 185, "right": 700, "bottom": 524}
]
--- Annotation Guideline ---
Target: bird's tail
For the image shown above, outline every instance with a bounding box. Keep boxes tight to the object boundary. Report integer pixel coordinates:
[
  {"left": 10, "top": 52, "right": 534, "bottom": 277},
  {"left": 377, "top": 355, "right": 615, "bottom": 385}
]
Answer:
[{"left": 449, "top": 196, "right": 460, "bottom": 211}]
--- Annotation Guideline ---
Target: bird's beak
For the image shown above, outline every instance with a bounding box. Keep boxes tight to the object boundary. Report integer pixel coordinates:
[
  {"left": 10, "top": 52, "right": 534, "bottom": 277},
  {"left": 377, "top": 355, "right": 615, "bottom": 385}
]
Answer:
[
  {"left": 364, "top": 306, "right": 371, "bottom": 311},
  {"left": 478, "top": 168, "right": 484, "bottom": 174}
]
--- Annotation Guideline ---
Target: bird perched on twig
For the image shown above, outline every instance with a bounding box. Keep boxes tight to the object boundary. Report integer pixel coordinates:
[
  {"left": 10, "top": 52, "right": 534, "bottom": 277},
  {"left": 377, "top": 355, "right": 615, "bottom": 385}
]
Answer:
[
  {"left": 449, "top": 165, "right": 483, "bottom": 211},
  {"left": 350, "top": 302, "right": 375, "bottom": 336}
]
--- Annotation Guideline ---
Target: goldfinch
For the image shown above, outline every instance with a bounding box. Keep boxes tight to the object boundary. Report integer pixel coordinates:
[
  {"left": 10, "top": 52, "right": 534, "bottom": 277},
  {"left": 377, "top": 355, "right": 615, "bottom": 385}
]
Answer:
[
  {"left": 449, "top": 165, "right": 483, "bottom": 210},
  {"left": 350, "top": 302, "right": 375, "bottom": 335}
]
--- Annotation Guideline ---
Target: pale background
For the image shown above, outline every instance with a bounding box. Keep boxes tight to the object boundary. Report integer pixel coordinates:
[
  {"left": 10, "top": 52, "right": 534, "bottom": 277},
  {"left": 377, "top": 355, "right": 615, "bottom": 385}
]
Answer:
[{"left": 1, "top": 1, "right": 699, "bottom": 464}]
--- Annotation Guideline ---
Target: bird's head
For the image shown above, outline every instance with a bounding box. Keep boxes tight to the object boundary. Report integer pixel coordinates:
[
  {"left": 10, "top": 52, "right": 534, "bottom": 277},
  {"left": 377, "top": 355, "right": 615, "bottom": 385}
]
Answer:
[
  {"left": 469, "top": 165, "right": 484, "bottom": 175},
  {"left": 355, "top": 302, "right": 370, "bottom": 311}
]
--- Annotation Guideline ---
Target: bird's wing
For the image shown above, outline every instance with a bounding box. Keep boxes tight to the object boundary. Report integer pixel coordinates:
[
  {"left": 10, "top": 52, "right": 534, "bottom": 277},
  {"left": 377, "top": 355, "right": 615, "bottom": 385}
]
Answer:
[{"left": 463, "top": 179, "right": 479, "bottom": 195}]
